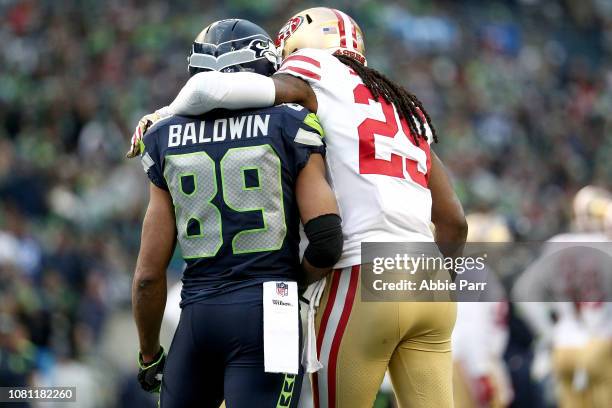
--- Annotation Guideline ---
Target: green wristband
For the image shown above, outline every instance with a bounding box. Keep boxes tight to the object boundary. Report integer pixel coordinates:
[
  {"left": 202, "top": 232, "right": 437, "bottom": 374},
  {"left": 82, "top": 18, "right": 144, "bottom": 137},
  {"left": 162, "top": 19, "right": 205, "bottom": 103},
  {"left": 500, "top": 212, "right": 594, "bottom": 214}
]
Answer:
[{"left": 138, "top": 346, "right": 164, "bottom": 369}]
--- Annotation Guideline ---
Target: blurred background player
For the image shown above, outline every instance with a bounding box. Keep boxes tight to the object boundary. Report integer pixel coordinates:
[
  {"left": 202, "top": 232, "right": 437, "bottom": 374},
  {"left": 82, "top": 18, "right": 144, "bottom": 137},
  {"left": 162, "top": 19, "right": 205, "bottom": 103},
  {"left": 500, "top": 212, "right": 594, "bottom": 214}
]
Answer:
[
  {"left": 513, "top": 185, "right": 612, "bottom": 408},
  {"left": 129, "top": 7, "right": 467, "bottom": 408},
  {"left": 132, "top": 19, "right": 342, "bottom": 408},
  {"left": 452, "top": 213, "right": 513, "bottom": 408}
]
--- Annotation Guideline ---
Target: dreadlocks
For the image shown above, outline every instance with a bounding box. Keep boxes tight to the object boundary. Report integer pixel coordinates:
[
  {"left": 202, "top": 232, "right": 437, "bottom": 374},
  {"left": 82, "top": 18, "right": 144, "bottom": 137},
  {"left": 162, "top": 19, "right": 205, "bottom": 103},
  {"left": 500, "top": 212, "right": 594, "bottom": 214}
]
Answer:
[{"left": 335, "top": 54, "right": 437, "bottom": 145}]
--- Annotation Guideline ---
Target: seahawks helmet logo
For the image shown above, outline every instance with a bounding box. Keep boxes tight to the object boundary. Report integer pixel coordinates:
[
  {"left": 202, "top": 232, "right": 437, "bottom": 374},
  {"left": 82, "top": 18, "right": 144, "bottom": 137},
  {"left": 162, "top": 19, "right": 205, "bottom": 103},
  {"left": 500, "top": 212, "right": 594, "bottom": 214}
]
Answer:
[
  {"left": 249, "top": 38, "right": 279, "bottom": 66},
  {"left": 189, "top": 35, "right": 279, "bottom": 72}
]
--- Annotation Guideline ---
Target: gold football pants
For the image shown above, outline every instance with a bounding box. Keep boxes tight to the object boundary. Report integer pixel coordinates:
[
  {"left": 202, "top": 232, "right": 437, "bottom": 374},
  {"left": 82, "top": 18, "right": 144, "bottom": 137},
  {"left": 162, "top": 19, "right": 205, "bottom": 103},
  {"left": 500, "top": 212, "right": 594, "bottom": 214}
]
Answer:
[
  {"left": 553, "top": 339, "right": 612, "bottom": 408},
  {"left": 312, "top": 265, "right": 457, "bottom": 408}
]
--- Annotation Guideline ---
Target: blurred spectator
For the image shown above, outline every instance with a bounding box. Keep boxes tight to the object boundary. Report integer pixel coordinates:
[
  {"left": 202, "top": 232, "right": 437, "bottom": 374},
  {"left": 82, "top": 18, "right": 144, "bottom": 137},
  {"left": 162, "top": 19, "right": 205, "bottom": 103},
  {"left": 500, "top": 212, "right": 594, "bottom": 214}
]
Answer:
[
  {"left": 1, "top": 0, "right": 611, "bottom": 405},
  {"left": 0, "top": 315, "right": 36, "bottom": 387}
]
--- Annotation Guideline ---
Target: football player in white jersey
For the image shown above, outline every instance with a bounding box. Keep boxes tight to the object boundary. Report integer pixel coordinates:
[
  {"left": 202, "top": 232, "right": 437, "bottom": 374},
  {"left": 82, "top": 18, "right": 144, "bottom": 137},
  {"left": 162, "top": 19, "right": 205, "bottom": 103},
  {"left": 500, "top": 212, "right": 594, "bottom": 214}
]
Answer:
[
  {"left": 128, "top": 8, "right": 467, "bottom": 407},
  {"left": 513, "top": 186, "right": 612, "bottom": 408}
]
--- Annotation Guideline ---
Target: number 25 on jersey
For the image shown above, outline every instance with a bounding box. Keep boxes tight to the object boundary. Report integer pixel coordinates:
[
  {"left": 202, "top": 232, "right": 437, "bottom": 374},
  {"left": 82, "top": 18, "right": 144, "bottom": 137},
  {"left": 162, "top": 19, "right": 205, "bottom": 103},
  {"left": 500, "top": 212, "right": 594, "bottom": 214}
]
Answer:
[{"left": 353, "top": 83, "right": 431, "bottom": 188}]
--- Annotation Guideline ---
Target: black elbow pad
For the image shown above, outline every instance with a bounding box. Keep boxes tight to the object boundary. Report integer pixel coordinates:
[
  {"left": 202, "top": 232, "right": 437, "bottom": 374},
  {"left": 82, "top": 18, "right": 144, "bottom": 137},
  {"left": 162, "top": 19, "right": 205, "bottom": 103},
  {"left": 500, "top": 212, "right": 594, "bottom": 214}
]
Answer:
[{"left": 303, "top": 214, "right": 343, "bottom": 268}]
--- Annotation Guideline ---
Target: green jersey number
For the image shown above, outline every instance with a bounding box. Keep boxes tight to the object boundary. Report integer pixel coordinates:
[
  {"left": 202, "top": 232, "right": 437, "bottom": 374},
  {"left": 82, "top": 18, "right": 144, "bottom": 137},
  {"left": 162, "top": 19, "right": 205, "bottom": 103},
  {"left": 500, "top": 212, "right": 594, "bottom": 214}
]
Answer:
[{"left": 164, "top": 145, "right": 287, "bottom": 259}]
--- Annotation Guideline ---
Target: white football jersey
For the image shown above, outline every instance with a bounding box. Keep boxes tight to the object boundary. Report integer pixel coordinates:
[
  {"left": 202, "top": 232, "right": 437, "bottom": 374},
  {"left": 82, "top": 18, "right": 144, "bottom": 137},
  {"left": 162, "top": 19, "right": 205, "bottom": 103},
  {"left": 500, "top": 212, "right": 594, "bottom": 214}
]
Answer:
[{"left": 277, "top": 49, "right": 434, "bottom": 267}]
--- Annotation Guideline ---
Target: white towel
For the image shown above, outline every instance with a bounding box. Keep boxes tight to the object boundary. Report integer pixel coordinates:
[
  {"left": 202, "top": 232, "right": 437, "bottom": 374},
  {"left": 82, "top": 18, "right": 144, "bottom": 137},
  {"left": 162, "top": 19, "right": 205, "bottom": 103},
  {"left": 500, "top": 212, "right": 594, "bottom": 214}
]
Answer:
[
  {"left": 301, "top": 278, "right": 326, "bottom": 373},
  {"left": 263, "top": 281, "right": 300, "bottom": 374}
]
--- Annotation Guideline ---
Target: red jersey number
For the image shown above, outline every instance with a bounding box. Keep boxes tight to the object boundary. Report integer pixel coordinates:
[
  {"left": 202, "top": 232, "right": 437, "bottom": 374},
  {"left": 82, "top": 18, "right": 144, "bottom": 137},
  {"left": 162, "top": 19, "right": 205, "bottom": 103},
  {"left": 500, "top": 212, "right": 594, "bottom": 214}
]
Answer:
[{"left": 353, "top": 83, "right": 431, "bottom": 188}]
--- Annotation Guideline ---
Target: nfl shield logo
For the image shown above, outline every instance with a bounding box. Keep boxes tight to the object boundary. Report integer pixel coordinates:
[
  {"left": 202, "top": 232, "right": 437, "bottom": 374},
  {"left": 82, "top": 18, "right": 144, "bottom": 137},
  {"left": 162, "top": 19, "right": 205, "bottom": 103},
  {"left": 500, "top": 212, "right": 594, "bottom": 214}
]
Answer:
[{"left": 276, "top": 282, "right": 289, "bottom": 297}]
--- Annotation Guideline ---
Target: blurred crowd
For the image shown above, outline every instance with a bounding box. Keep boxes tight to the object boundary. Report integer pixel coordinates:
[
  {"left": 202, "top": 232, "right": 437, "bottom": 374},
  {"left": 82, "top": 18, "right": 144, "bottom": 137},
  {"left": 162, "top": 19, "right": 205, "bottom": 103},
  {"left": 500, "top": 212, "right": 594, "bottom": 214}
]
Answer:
[{"left": 1, "top": 0, "right": 611, "bottom": 406}]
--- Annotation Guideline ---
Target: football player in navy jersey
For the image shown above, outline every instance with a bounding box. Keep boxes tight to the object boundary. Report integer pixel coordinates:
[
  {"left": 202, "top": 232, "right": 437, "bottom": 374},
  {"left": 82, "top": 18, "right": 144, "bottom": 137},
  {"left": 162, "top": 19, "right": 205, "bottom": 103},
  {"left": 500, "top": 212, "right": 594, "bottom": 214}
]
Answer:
[{"left": 131, "top": 19, "right": 342, "bottom": 408}]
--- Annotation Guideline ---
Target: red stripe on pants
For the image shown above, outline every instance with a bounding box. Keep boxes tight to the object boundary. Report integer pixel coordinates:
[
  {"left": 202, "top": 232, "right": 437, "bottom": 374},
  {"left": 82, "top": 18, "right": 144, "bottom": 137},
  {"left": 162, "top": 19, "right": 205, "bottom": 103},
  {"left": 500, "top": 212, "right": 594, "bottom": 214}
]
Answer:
[
  {"left": 313, "top": 269, "right": 341, "bottom": 408},
  {"left": 327, "top": 266, "right": 359, "bottom": 407}
]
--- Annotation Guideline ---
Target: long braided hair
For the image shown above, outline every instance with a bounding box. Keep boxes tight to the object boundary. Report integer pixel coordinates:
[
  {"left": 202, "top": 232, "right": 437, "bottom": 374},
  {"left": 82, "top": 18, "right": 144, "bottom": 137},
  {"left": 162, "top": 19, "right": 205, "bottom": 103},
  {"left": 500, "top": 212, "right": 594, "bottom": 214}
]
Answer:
[{"left": 335, "top": 54, "right": 437, "bottom": 145}]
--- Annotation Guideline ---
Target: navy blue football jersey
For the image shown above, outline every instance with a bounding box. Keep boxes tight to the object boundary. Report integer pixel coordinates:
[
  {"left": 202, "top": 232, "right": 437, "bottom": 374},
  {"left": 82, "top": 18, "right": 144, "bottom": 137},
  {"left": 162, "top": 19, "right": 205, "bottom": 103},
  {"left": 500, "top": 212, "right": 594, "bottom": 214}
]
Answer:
[{"left": 141, "top": 104, "right": 325, "bottom": 306}]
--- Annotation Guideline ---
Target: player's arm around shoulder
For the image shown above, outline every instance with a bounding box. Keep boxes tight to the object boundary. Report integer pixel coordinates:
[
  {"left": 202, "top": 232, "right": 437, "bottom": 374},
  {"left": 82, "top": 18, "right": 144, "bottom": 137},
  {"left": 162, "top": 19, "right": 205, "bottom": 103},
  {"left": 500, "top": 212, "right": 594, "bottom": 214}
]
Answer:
[
  {"left": 272, "top": 48, "right": 333, "bottom": 113},
  {"left": 272, "top": 73, "right": 318, "bottom": 113},
  {"left": 127, "top": 49, "right": 324, "bottom": 158}
]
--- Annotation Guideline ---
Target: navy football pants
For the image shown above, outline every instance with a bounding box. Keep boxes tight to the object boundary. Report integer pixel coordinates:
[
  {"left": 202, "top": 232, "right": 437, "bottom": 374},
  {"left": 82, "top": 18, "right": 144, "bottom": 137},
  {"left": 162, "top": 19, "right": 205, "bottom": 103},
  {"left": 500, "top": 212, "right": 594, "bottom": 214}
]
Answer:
[{"left": 160, "top": 293, "right": 303, "bottom": 408}]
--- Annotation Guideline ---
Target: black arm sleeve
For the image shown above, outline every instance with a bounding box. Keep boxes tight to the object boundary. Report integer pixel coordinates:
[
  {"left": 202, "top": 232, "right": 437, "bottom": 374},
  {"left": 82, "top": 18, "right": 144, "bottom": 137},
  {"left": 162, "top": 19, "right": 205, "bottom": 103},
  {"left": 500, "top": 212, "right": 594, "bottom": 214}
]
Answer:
[{"left": 303, "top": 214, "right": 343, "bottom": 268}]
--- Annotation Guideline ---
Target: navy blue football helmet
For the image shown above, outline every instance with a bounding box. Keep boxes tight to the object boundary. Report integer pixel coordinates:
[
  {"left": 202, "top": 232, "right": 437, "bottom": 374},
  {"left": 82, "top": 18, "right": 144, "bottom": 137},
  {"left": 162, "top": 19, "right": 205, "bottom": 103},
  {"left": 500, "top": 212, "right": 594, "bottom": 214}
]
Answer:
[{"left": 188, "top": 19, "right": 279, "bottom": 77}]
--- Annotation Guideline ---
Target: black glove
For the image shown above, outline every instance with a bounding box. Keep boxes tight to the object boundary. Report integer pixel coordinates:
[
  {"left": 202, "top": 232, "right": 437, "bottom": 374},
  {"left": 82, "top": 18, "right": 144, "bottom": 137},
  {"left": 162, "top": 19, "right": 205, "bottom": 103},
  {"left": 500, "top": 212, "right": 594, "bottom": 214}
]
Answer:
[{"left": 137, "top": 347, "right": 166, "bottom": 393}]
